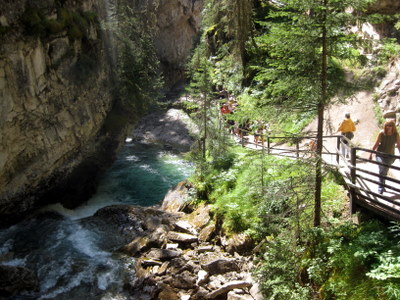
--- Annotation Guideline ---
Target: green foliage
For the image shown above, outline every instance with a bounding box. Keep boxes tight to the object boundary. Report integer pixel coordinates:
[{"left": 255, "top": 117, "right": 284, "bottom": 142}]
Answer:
[
  {"left": 377, "top": 38, "right": 400, "bottom": 65},
  {"left": 396, "top": 21, "right": 400, "bottom": 31},
  {"left": 312, "top": 221, "right": 400, "bottom": 300},
  {"left": 255, "top": 219, "right": 400, "bottom": 300},
  {"left": 186, "top": 42, "right": 241, "bottom": 200},
  {"left": 21, "top": 7, "right": 47, "bottom": 37},
  {"left": 107, "top": 3, "right": 163, "bottom": 113},
  {"left": 186, "top": 104, "right": 235, "bottom": 199},
  {"left": 373, "top": 98, "right": 385, "bottom": 126},
  {"left": 255, "top": 232, "right": 313, "bottom": 300},
  {"left": 228, "top": 91, "right": 316, "bottom": 137},
  {"left": 0, "top": 25, "right": 9, "bottom": 37},
  {"left": 20, "top": 6, "right": 97, "bottom": 40},
  {"left": 321, "top": 171, "right": 348, "bottom": 220},
  {"left": 205, "top": 149, "right": 345, "bottom": 237},
  {"left": 367, "top": 13, "right": 400, "bottom": 25},
  {"left": 248, "top": 0, "right": 374, "bottom": 112},
  {"left": 190, "top": 0, "right": 254, "bottom": 94}
]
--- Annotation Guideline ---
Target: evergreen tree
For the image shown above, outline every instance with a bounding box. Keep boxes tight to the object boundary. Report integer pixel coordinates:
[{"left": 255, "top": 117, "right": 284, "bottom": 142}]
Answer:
[
  {"left": 252, "top": 0, "right": 374, "bottom": 226},
  {"left": 187, "top": 44, "right": 235, "bottom": 199},
  {"left": 103, "top": 0, "right": 163, "bottom": 113},
  {"left": 201, "top": 0, "right": 254, "bottom": 92}
]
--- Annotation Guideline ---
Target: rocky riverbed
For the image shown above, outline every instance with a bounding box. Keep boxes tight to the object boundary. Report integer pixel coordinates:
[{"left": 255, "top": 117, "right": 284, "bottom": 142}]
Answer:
[
  {"left": 131, "top": 108, "right": 198, "bottom": 152},
  {"left": 0, "top": 181, "right": 262, "bottom": 300},
  {"left": 1, "top": 107, "right": 262, "bottom": 299},
  {"left": 116, "top": 180, "right": 262, "bottom": 300}
]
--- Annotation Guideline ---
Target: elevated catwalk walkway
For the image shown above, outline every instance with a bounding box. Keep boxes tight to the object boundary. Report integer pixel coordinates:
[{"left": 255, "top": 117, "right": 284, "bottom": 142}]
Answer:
[{"left": 236, "top": 132, "right": 400, "bottom": 221}]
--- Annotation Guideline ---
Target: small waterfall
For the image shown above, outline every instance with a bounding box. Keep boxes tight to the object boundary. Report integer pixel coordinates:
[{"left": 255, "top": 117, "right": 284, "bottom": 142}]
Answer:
[{"left": 0, "top": 142, "right": 193, "bottom": 299}]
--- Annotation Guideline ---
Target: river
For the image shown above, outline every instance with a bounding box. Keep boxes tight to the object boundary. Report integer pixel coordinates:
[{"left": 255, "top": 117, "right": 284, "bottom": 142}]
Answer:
[{"left": 0, "top": 142, "right": 193, "bottom": 299}]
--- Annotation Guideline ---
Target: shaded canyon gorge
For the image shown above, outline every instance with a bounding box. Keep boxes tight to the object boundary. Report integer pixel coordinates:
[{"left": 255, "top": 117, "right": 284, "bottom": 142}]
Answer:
[{"left": 0, "top": 0, "right": 203, "bottom": 226}]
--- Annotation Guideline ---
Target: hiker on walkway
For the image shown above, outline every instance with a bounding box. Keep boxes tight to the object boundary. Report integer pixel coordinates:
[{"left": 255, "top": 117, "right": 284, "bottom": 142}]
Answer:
[
  {"left": 337, "top": 112, "right": 356, "bottom": 158},
  {"left": 252, "top": 121, "right": 267, "bottom": 147},
  {"left": 369, "top": 120, "right": 400, "bottom": 194}
]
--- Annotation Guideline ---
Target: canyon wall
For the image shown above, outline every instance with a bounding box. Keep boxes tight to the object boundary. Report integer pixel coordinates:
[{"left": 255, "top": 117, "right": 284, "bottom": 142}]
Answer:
[
  {"left": 154, "top": 0, "right": 203, "bottom": 90},
  {"left": 0, "top": 0, "right": 203, "bottom": 226},
  {"left": 0, "top": 0, "right": 117, "bottom": 226}
]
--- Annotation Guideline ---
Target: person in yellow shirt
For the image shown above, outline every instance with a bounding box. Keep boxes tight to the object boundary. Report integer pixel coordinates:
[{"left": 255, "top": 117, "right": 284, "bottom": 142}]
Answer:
[{"left": 337, "top": 112, "right": 356, "bottom": 158}]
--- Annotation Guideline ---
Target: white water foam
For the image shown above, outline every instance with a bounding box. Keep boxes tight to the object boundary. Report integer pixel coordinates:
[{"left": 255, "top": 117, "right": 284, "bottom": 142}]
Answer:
[
  {"left": 67, "top": 225, "right": 108, "bottom": 258},
  {"left": 40, "top": 270, "right": 87, "bottom": 299},
  {"left": 1, "top": 257, "right": 26, "bottom": 267},
  {"left": 126, "top": 155, "right": 140, "bottom": 162},
  {"left": 40, "top": 196, "right": 115, "bottom": 220},
  {"left": 139, "top": 163, "right": 160, "bottom": 174},
  {"left": 38, "top": 224, "right": 118, "bottom": 299}
]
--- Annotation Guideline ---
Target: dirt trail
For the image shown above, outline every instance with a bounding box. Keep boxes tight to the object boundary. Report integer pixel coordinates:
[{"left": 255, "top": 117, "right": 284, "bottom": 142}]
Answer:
[
  {"left": 304, "top": 88, "right": 400, "bottom": 182},
  {"left": 304, "top": 90, "right": 381, "bottom": 156}
]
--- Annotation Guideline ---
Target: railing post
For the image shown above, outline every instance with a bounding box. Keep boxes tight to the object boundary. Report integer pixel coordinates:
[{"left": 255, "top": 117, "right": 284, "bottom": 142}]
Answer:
[
  {"left": 336, "top": 135, "right": 340, "bottom": 164},
  {"left": 350, "top": 147, "right": 357, "bottom": 215},
  {"left": 350, "top": 147, "right": 356, "bottom": 183},
  {"left": 267, "top": 137, "right": 270, "bottom": 155},
  {"left": 295, "top": 138, "right": 299, "bottom": 159}
]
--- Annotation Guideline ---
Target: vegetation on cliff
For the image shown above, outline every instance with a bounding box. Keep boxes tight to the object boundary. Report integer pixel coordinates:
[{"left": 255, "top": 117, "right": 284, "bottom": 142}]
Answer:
[{"left": 185, "top": 0, "right": 400, "bottom": 299}]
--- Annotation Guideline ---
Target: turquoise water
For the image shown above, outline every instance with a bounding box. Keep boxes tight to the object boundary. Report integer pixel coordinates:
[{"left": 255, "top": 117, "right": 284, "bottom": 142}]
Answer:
[
  {"left": 44, "top": 142, "right": 193, "bottom": 219},
  {"left": 0, "top": 142, "right": 193, "bottom": 299}
]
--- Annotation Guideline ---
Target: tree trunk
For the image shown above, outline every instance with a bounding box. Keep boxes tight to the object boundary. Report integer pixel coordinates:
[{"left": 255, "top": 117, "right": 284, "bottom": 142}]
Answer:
[{"left": 314, "top": 0, "right": 328, "bottom": 227}]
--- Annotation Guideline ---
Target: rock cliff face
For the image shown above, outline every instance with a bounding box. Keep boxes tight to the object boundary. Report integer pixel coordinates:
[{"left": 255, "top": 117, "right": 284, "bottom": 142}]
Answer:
[
  {"left": 366, "top": 0, "right": 400, "bottom": 38},
  {"left": 0, "top": 0, "right": 203, "bottom": 226},
  {"left": 0, "top": 0, "right": 117, "bottom": 226},
  {"left": 153, "top": 0, "right": 203, "bottom": 90},
  {"left": 368, "top": 0, "right": 400, "bottom": 14}
]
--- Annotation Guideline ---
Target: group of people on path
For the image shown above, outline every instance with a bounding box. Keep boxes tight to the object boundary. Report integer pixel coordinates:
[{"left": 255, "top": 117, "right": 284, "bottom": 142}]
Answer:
[
  {"left": 337, "top": 112, "right": 400, "bottom": 194},
  {"left": 219, "top": 89, "right": 268, "bottom": 146},
  {"left": 219, "top": 84, "right": 400, "bottom": 194}
]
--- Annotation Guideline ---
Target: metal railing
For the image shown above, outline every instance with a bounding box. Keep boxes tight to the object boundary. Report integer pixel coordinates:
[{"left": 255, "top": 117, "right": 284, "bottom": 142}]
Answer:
[{"left": 236, "top": 130, "right": 400, "bottom": 221}]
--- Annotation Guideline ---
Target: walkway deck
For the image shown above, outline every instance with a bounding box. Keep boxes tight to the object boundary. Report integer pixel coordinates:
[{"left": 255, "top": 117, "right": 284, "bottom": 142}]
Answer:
[{"left": 236, "top": 133, "right": 400, "bottom": 221}]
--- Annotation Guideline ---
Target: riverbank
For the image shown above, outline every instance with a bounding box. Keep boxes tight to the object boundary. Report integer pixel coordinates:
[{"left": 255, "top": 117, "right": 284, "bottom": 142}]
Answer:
[{"left": 118, "top": 180, "right": 263, "bottom": 300}]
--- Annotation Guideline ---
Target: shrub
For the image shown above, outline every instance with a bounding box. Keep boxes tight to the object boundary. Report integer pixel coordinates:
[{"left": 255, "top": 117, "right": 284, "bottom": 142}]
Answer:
[
  {"left": 20, "top": 7, "right": 47, "bottom": 37},
  {"left": 20, "top": 6, "right": 97, "bottom": 41},
  {"left": 0, "top": 25, "right": 9, "bottom": 36},
  {"left": 377, "top": 38, "right": 400, "bottom": 65}
]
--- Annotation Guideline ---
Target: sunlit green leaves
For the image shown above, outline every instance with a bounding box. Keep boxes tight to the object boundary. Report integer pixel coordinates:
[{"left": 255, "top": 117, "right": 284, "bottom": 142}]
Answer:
[{"left": 104, "top": 1, "right": 163, "bottom": 113}]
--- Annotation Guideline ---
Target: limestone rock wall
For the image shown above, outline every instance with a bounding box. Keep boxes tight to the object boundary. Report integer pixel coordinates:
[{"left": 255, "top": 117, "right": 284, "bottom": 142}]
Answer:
[
  {"left": 366, "top": 0, "right": 400, "bottom": 38},
  {"left": 0, "top": 0, "right": 203, "bottom": 226},
  {"left": 0, "top": 0, "right": 116, "bottom": 226},
  {"left": 375, "top": 59, "right": 400, "bottom": 121},
  {"left": 154, "top": 0, "right": 203, "bottom": 90}
]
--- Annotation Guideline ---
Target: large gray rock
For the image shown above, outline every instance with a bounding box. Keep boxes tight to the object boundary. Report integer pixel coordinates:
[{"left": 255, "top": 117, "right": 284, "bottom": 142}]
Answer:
[
  {"left": 0, "top": 265, "right": 39, "bottom": 298},
  {"left": 132, "top": 109, "right": 198, "bottom": 151},
  {"left": 154, "top": 0, "right": 204, "bottom": 88},
  {"left": 205, "top": 281, "right": 252, "bottom": 299},
  {"left": 201, "top": 258, "right": 240, "bottom": 275}
]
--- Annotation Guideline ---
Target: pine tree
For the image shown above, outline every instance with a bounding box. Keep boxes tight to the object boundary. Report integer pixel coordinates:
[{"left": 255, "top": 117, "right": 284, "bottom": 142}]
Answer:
[{"left": 253, "top": 0, "right": 374, "bottom": 226}]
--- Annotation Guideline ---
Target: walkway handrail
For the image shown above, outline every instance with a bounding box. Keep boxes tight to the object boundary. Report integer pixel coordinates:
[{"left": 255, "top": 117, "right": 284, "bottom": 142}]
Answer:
[{"left": 234, "top": 129, "right": 400, "bottom": 221}]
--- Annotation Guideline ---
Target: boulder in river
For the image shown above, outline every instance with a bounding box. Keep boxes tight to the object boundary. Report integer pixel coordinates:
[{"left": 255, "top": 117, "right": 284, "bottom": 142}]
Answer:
[{"left": 0, "top": 265, "right": 39, "bottom": 298}]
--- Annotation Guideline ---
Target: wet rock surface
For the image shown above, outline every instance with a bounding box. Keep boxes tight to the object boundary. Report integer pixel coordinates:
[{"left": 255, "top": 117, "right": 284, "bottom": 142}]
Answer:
[
  {"left": 0, "top": 180, "right": 262, "bottom": 300},
  {"left": 114, "top": 181, "right": 263, "bottom": 300},
  {"left": 0, "top": 265, "right": 39, "bottom": 298},
  {"left": 131, "top": 108, "right": 198, "bottom": 151}
]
